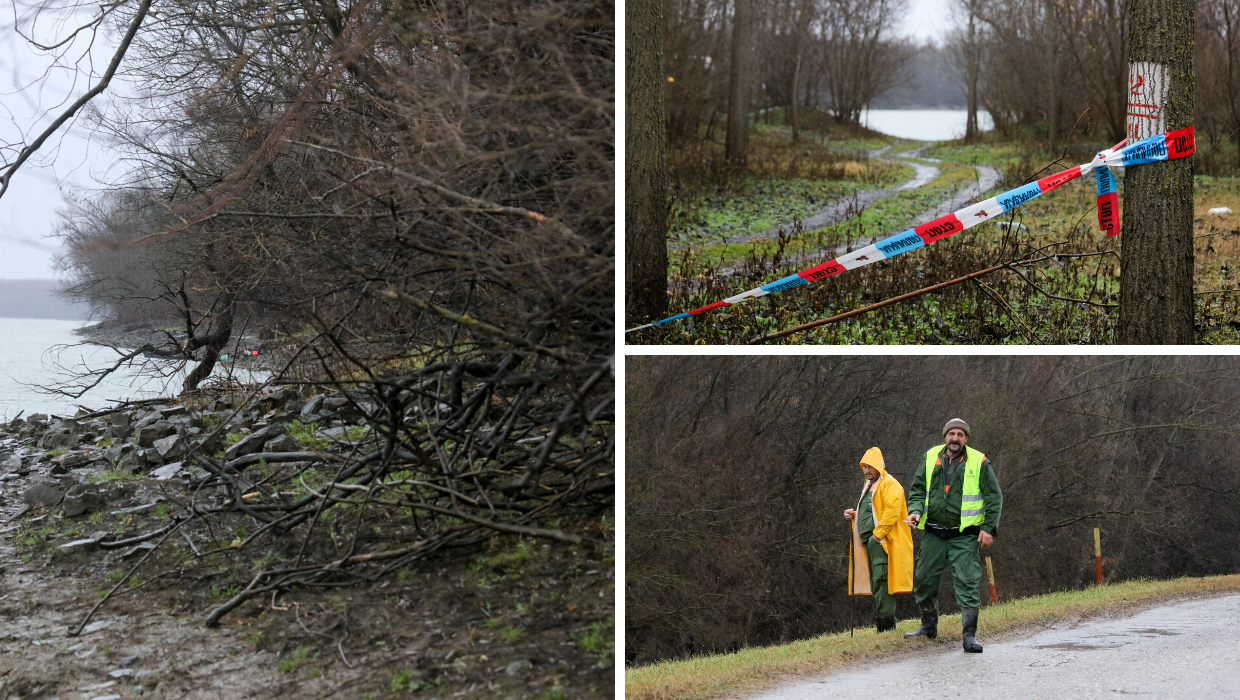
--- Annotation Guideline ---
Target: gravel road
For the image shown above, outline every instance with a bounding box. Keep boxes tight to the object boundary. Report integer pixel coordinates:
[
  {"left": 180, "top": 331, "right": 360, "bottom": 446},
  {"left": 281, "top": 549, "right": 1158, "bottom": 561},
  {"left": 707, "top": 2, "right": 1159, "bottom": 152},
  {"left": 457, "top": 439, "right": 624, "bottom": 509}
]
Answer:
[{"left": 745, "top": 593, "right": 1240, "bottom": 700}]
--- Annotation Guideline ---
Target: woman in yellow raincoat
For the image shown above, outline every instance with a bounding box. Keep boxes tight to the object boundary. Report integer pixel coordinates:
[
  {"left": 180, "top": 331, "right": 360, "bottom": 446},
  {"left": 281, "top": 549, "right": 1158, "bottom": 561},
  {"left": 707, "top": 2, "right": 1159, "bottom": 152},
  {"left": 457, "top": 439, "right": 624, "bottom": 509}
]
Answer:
[{"left": 844, "top": 446, "right": 914, "bottom": 632}]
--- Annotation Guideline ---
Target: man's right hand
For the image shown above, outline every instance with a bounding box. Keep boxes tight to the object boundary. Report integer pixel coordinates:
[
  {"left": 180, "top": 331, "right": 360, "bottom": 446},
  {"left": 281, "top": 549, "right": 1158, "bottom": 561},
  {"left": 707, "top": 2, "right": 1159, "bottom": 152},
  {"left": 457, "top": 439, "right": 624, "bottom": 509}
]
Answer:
[
  {"left": 844, "top": 509, "right": 856, "bottom": 521},
  {"left": 907, "top": 513, "right": 920, "bottom": 526}
]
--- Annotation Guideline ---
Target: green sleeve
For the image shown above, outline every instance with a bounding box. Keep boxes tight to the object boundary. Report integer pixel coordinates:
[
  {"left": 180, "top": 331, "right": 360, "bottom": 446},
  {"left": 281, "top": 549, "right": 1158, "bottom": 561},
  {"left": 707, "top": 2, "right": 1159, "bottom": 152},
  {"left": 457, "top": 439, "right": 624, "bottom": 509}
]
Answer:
[
  {"left": 908, "top": 454, "right": 927, "bottom": 517},
  {"left": 981, "top": 457, "right": 1003, "bottom": 535}
]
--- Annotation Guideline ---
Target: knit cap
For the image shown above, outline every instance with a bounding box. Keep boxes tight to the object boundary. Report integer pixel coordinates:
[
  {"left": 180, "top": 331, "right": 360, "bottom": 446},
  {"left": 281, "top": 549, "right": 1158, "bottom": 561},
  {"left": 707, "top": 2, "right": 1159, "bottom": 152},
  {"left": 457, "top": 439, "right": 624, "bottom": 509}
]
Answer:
[{"left": 943, "top": 418, "right": 970, "bottom": 437}]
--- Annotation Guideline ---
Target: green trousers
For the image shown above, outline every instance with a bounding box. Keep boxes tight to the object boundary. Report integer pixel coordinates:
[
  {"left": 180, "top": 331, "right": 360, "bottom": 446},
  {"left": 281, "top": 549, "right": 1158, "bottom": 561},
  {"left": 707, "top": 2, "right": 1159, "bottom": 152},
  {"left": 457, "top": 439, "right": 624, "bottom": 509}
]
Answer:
[
  {"left": 866, "top": 538, "right": 896, "bottom": 618},
  {"left": 913, "top": 531, "right": 982, "bottom": 609}
]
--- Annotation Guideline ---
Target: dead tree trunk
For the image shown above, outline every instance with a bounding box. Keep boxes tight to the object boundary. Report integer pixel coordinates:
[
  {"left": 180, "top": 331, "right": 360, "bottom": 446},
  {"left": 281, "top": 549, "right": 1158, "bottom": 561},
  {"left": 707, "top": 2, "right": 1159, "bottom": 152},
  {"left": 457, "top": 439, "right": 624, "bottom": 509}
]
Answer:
[
  {"left": 1118, "top": 0, "right": 1196, "bottom": 343},
  {"left": 625, "top": 0, "right": 670, "bottom": 324}
]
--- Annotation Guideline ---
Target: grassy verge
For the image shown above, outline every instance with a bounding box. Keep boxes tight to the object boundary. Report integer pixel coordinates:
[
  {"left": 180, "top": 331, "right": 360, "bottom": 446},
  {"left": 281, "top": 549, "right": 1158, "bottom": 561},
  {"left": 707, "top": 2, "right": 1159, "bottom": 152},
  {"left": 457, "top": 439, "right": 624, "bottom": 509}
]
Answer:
[{"left": 625, "top": 574, "right": 1240, "bottom": 700}]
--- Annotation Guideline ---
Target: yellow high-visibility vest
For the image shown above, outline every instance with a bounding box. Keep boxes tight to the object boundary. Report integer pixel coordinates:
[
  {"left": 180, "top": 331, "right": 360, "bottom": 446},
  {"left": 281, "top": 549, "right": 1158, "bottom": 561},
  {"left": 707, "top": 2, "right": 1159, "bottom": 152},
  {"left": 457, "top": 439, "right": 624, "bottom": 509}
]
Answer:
[{"left": 920, "top": 445, "right": 986, "bottom": 530}]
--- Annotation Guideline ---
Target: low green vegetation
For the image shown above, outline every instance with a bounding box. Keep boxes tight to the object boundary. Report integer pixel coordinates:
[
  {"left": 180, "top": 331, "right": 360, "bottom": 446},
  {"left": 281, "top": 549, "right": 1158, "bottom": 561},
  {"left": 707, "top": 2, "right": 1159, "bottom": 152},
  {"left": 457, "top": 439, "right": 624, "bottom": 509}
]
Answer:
[
  {"left": 642, "top": 127, "right": 1240, "bottom": 345},
  {"left": 627, "top": 574, "right": 1240, "bottom": 700},
  {"left": 279, "top": 645, "right": 312, "bottom": 674}
]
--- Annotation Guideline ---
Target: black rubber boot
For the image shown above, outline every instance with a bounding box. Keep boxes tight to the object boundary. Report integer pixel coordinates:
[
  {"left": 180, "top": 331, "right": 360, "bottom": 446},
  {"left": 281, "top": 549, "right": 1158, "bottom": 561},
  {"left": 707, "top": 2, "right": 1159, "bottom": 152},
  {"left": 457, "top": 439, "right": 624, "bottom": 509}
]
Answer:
[
  {"left": 876, "top": 615, "right": 896, "bottom": 633},
  {"left": 904, "top": 603, "right": 938, "bottom": 639},
  {"left": 961, "top": 607, "right": 983, "bottom": 653}
]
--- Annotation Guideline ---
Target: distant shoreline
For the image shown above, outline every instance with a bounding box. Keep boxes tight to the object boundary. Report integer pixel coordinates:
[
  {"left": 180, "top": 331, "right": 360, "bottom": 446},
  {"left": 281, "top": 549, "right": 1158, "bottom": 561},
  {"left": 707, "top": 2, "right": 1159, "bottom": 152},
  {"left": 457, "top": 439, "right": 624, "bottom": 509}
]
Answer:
[{"left": 0, "top": 279, "right": 89, "bottom": 322}]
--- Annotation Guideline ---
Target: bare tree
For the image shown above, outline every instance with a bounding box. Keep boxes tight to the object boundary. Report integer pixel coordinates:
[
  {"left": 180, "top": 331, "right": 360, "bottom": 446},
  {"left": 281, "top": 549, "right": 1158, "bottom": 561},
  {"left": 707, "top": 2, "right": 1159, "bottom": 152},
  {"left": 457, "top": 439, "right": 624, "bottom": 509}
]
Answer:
[{"left": 813, "top": 0, "right": 910, "bottom": 126}]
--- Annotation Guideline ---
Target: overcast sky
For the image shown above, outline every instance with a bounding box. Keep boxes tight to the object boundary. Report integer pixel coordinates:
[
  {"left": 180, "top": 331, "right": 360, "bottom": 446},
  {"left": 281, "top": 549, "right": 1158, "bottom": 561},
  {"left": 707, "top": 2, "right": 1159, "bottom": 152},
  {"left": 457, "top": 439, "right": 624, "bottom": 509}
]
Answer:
[
  {"left": 0, "top": 0, "right": 955, "bottom": 281},
  {"left": 1, "top": 6, "right": 125, "bottom": 281}
]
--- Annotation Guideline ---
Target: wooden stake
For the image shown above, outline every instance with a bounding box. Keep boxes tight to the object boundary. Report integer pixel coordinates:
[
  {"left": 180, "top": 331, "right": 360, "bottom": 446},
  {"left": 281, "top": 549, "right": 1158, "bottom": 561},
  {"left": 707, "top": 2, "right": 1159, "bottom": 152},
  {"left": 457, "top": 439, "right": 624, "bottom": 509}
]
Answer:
[
  {"left": 1094, "top": 527, "right": 1103, "bottom": 586},
  {"left": 985, "top": 556, "right": 997, "bottom": 604}
]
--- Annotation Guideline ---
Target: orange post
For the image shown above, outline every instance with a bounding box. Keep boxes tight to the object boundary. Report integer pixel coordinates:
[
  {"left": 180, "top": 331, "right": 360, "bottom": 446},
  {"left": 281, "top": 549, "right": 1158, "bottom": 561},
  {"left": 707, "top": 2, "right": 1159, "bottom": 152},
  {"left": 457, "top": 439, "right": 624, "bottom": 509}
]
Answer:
[
  {"left": 1094, "top": 527, "right": 1103, "bottom": 586},
  {"left": 985, "top": 557, "right": 997, "bottom": 604}
]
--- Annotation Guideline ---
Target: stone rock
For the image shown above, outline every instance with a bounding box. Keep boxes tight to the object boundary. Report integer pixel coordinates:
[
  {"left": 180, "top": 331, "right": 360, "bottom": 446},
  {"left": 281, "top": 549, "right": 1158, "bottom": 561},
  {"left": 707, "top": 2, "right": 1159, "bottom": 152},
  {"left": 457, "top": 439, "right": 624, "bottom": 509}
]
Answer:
[
  {"left": 23, "top": 478, "right": 67, "bottom": 507},
  {"left": 57, "top": 531, "right": 108, "bottom": 555},
  {"left": 120, "top": 541, "right": 157, "bottom": 559},
  {"left": 63, "top": 483, "right": 105, "bottom": 517},
  {"left": 54, "top": 451, "right": 92, "bottom": 469},
  {"left": 1, "top": 454, "right": 24, "bottom": 474},
  {"left": 39, "top": 423, "right": 78, "bottom": 449},
  {"left": 149, "top": 462, "right": 184, "bottom": 480},
  {"left": 193, "top": 431, "right": 224, "bottom": 455},
  {"left": 117, "top": 450, "right": 147, "bottom": 475},
  {"left": 224, "top": 423, "right": 287, "bottom": 461},
  {"left": 48, "top": 463, "right": 69, "bottom": 476},
  {"left": 27, "top": 413, "right": 48, "bottom": 424},
  {"left": 158, "top": 405, "right": 187, "bottom": 418},
  {"left": 152, "top": 434, "right": 185, "bottom": 460},
  {"left": 135, "top": 421, "right": 174, "bottom": 448},
  {"left": 104, "top": 443, "right": 132, "bottom": 464},
  {"left": 132, "top": 413, "right": 161, "bottom": 431},
  {"left": 264, "top": 434, "right": 300, "bottom": 453},
  {"left": 504, "top": 659, "right": 533, "bottom": 676},
  {"left": 300, "top": 394, "right": 325, "bottom": 419},
  {"left": 322, "top": 396, "right": 349, "bottom": 411}
]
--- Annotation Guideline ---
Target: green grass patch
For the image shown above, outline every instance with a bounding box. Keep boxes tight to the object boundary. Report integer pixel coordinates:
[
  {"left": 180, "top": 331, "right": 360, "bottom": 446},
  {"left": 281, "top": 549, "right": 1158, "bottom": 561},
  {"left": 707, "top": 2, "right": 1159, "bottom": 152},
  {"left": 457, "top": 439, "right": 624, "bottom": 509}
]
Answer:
[
  {"left": 575, "top": 616, "right": 615, "bottom": 668},
  {"left": 279, "top": 646, "right": 312, "bottom": 674},
  {"left": 625, "top": 574, "right": 1240, "bottom": 700},
  {"left": 91, "top": 470, "right": 141, "bottom": 483},
  {"left": 285, "top": 419, "right": 331, "bottom": 450}
]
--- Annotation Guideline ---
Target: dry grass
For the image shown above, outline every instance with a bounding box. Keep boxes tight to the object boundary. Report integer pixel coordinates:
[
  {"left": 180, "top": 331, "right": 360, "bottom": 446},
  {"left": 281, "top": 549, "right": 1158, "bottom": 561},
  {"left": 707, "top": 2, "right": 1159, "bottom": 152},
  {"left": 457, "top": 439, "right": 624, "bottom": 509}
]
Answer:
[{"left": 624, "top": 574, "right": 1240, "bottom": 700}]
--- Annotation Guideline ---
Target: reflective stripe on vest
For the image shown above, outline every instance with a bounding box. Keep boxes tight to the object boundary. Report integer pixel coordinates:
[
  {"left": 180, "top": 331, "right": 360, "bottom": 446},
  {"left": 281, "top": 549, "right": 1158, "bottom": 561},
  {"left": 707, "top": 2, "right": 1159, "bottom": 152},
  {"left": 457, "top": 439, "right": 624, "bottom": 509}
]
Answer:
[{"left": 920, "top": 445, "right": 986, "bottom": 531}]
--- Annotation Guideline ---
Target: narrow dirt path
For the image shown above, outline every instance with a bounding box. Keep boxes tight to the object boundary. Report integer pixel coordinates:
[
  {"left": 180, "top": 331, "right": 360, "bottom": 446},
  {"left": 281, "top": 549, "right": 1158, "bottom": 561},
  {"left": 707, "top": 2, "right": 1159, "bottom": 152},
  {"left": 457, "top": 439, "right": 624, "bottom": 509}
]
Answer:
[
  {"left": 743, "top": 593, "right": 1240, "bottom": 700},
  {"left": 715, "top": 144, "right": 942, "bottom": 248}
]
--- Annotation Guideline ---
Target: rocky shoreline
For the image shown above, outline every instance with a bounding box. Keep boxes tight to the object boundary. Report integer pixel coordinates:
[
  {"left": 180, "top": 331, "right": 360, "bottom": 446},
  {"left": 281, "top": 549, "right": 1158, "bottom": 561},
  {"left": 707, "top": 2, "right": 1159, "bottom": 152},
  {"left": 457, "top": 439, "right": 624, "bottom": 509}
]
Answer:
[
  {"left": 0, "top": 382, "right": 615, "bottom": 699},
  {"left": 3, "top": 386, "right": 369, "bottom": 534},
  {"left": 72, "top": 319, "right": 279, "bottom": 371}
]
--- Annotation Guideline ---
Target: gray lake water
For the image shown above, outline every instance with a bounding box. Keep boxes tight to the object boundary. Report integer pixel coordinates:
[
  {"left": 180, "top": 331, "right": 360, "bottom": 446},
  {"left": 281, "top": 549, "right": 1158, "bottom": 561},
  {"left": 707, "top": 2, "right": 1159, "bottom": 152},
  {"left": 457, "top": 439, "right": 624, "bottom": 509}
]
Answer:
[
  {"left": 0, "top": 317, "right": 266, "bottom": 418},
  {"left": 862, "top": 109, "right": 995, "bottom": 141}
]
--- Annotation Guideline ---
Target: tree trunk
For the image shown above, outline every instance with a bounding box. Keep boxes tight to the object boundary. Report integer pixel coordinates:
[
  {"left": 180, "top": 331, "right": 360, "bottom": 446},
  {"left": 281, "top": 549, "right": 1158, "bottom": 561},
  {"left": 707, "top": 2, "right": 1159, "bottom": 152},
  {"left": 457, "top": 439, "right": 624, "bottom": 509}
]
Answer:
[
  {"left": 625, "top": 0, "right": 670, "bottom": 324},
  {"left": 1045, "top": 0, "right": 1058, "bottom": 154},
  {"left": 790, "top": 48, "right": 802, "bottom": 142},
  {"left": 965, "top": 1, "right": 979, "bottom": 141},
  {"left": 1119, "top": 0, "right": 1195, "bottom": 343},
  {"left": 182, "top": 303, "right": 234, "bottom": 393},
  {"left": 726, "top": 0, "right": 752, "bottom": 166}
]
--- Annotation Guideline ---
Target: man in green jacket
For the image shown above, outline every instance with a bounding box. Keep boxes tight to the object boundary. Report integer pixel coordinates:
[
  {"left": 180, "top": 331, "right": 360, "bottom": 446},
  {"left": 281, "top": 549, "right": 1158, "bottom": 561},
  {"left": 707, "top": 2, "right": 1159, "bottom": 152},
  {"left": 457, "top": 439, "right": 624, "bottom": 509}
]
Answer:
[{"left": 904, "top": 418, "right": 1002, "bottom": 653}]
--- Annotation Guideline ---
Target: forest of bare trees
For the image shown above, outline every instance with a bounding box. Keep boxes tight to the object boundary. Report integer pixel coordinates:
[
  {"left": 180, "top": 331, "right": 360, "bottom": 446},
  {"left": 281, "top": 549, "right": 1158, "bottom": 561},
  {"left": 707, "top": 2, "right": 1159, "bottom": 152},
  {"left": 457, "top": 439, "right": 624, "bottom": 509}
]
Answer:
[
  {"left": 655, "top": 0, "right": 1240, "bottom": 161},
  {"left": 29, "top": 0, "right": 613, "bottom": 393},
  {"left": 627, "top": 356, "right": 1240, "bottom": 664},
  {"left": 662, "top": 0, "right": 912, "bottom": 148}
]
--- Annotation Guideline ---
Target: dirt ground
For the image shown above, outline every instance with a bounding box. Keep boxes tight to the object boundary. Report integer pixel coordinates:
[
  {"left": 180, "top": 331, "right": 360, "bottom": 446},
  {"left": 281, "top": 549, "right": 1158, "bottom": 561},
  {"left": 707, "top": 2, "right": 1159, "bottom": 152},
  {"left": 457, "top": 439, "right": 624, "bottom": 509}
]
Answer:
[{"left": 0, "top": 492, "right": 615, "bottom": 699}]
